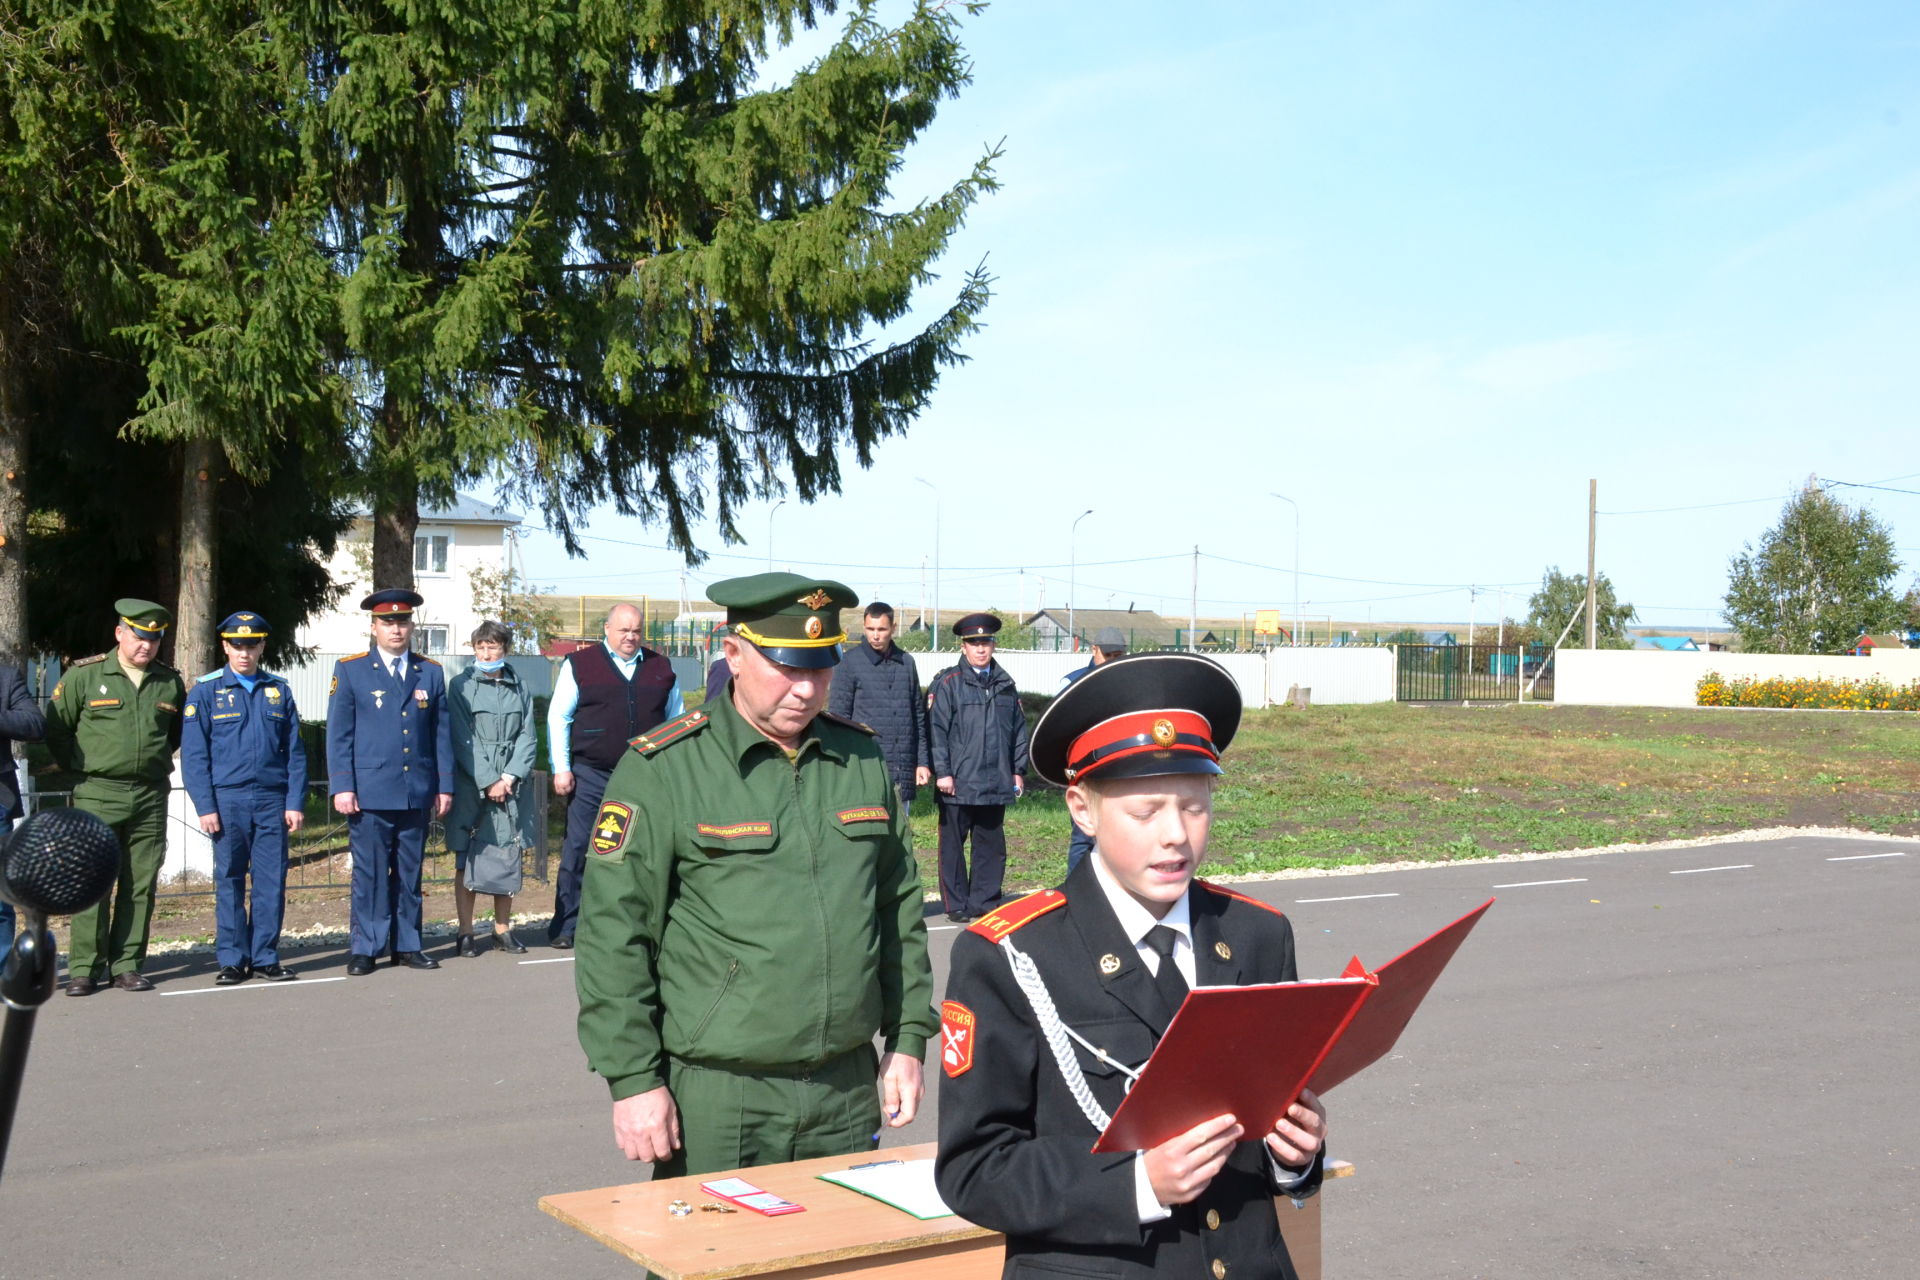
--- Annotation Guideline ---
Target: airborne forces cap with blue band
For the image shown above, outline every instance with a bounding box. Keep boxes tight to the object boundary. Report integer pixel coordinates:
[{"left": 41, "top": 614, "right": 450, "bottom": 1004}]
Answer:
[{"left": 708, "top": 572, "right": 855, "bottom": 669}]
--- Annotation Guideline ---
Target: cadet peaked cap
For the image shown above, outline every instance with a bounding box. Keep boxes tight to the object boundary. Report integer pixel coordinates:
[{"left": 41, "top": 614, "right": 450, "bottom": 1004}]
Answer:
[
  {"left": 115, "top": 598, "right": 172, "bottom": 639},
  {"left": 1093, "top": 626, "right": 1128, "bottom": 654},
  {"left": 218, "top": 611, "right": 270, "bottom": 642},
  {"left": 360, "top": 588, "right": 424, "bottom": 616},
  {"left": 709, "top": 572, "right": 855, "bottom": 669},
  {"left": 953, "top": 612, "right": 1002, "bottom": 640},
  {"left": 1029, "top": 651, "right": 1242, "bottom": 788}
]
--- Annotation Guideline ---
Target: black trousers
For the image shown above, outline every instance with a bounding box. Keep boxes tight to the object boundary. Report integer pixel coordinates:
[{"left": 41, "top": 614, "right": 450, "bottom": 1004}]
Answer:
[
  {"left": 938, "top": 801, "right": 1006, "bottom": 918},
  {"left": 550, "top": 760, "right": 612, "bottom": 941}
]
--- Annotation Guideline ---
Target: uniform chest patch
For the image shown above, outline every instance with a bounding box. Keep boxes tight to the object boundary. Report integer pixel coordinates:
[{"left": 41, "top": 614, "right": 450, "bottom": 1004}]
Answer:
[
  {"left": 88, "top": 698, "right": 122, "bottom": 709},
  {"left": 940, "top": 1000, "right": 977, "bottom": 1078},
  {"left": 414, "top": 688, "right": 428, "bottom": 704},
  {"left": 694, "top": 821, "right": 773, "bottom": 839},
  {"left": 836, "top": 806, "right": 889, "bottom": 825},
  {"left": 592, "top": 801, "right": 634, "bottom": 855}
]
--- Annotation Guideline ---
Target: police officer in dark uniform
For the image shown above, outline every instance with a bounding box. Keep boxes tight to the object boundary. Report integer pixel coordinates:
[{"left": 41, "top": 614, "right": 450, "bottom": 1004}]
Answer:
[
  {"left": 928, "top": 612, "right": 1029, "bottom": 923},
  {"left": 326, "top": 589, "right": 453, "bottom": 975},
  {"left": 181, "top": 611, "right": 309, "bottom": 984}
]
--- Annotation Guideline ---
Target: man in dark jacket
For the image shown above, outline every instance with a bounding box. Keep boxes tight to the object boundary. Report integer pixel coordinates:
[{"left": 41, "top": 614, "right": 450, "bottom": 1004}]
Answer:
[
  {"left": 828, "top": 602, "right": 930, "bottom": 804},
  {"left": 928, "top": 612, "right": 1029, "bottom": 923},
  {"left": 0, "top": 662, "right": 49, "bottom": 955}
]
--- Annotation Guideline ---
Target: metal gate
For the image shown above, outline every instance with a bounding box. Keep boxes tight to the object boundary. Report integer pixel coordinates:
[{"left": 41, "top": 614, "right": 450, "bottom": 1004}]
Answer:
[{"left": 1395, "top": 644, "right": 1545, "bottom": 701}]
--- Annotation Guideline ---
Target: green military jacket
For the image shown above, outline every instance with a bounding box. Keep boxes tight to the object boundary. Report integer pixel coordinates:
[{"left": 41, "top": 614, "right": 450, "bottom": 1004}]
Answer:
[
  {"left": 575, "top": 692, "right": 937, "bottom": 1101},
  {"left": 46, "top": 652, "right": 186, "bottom": 787}
]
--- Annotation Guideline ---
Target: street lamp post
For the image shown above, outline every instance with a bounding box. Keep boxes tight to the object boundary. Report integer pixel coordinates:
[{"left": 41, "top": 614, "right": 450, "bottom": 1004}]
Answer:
[
  {"left": 915, "top": 477, "right": 941, "bottom": 652},
  {"left": 1269, "top": 492, "right": 1300, "bottom": 646},
  {"left": 1069, "top": 508, "right": 1093, "bottom": 652},
  {"left": 766, "top": 499, "right": 786, "bottom": 570}
]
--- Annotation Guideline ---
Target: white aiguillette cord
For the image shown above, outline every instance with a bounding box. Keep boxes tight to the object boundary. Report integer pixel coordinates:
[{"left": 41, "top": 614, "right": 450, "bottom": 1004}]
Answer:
[{"left": 999, "top": 937, "right": 1143, "bottom": 1135}]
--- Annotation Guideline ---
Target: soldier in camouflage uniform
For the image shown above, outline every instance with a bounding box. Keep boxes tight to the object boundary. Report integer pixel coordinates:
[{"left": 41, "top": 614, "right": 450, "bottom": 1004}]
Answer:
[{"left": 575, "top": 572, "right": 937, "bottom": 1179}]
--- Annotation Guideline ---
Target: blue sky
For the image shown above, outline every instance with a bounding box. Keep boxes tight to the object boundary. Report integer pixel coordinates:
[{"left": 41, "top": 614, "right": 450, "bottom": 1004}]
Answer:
[{"left": 512, "top": 1, "right": 1920, "bottom": 633}]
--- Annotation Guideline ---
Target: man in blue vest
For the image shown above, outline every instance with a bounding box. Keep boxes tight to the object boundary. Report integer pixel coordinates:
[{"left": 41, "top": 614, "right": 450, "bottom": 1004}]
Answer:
[
  {"left": 546, "top": 602, "right": 681, "bottom": 947},
  {"left": 181, "top": 611, "right": 309, "bottom": 983},
  {"left": 326, "top": 589, "right": 454, "bottom": 975}
]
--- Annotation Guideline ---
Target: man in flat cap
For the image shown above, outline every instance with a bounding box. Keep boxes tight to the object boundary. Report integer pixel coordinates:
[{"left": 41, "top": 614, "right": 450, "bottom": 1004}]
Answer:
[
  {"left": 46, "top": 598, "right": 187, "bottom": 995},
  {"left": 928, "top": 612, "right": 1030, "bottom": 923},
  {"left": 1060, "top": 626, "right": 1128, "bottom": 873},
  {"left": 181, "top": 611, "right": 308, "bottom": 984},
  {"left": 575, "top": 571, "right": 936, "bottom": 1180},
  {"left": 326, "top": 589, "right": 453, "bottom": 975}
]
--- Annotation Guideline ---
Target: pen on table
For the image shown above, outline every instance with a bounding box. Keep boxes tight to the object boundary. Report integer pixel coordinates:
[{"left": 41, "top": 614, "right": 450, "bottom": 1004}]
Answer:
[{"left": 849, "top": 1159, "right": 904, "bottom": 1170}]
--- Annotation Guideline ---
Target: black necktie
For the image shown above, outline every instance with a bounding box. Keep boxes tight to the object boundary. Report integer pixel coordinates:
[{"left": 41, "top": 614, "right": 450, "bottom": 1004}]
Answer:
[{"left": 1144, "top": 925, "right": 1188, "bottom": 1018}]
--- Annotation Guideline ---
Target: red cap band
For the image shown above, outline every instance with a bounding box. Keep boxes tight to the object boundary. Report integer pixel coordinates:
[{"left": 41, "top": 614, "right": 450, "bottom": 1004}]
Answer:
[{"left": 1066, "top": 709, "right": 1217, "bottom": 781}]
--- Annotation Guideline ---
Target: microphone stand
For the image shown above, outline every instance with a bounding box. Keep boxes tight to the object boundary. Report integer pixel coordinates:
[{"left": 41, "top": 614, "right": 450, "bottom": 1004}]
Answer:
[{"left": 0, "top": 911, "right": 57, "bottom": 1183}]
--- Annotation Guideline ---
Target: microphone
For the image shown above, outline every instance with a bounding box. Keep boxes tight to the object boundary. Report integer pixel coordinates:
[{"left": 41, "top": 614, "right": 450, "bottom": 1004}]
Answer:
[{"left": 1, "top": 808, "right": 121, "bottom": 1183}]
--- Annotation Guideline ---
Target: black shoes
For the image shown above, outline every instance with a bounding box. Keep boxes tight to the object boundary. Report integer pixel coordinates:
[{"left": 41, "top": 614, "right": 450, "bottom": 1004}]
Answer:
[
  {"left": 112, "top": 972, "right": 154, "bottom": 992},
  {"left": 215, "top": 966, "right": 248, "bottom": 985},
  {"left": 456, "top": 933, "right": 481, "bottom": 958},
  {"left": 493, "top": 930, "right": 527, "bottom": 954},
  {"left": 550, "top": 934, "right": 575, "bottom": 950},
  {"left": 392, "top": 950, "right": 440, "bottom": 970},
  {"left": 65, "top": 975, "right": 99, "bottom": 997},
  {"left": 255, "top": 963, "right": 297, "bottom": 982},
  {"left": 346, "top": 954, "right": 375, "bottom": 976},
  {"left": 946, "top": 912, "right": 975, "bottom": 924}
]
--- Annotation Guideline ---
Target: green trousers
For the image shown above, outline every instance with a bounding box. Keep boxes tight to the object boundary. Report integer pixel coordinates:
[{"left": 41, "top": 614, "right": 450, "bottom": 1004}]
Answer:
[
  {"left": 653, "top": 1045, "right": 882, "bottom": 1179},
  {"left": 65, "top": 779, "right": 169, "bottom": 979}
]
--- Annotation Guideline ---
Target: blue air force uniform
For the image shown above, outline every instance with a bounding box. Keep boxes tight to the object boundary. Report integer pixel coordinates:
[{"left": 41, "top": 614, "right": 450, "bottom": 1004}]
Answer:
[
  {"left": 181, "top": 613, "right": 308, "bottom": 972},
  {"left": 326, "top": 592, "right": 454, "bottom": 963}
]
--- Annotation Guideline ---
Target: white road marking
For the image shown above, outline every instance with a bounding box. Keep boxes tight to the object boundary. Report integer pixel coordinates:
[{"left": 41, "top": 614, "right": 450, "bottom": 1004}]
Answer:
[
  {"left": 519, "top": 956, "right": 576, "bottom": 965},
  {"left": 1491, "top": 878, "right": 1589, "bottom": 888},
  {"left": 1828, "top": 852, "right": 1908, "bottom": 862},
  {"left": 1294, "top": 893, "right": 1401, "bottom": 904},
  {"left": 1670, "top": 864, "right": 1754, "bottom": 875},
  {"left": 161, "top": 976, "right": 348, "bottom": 996}
]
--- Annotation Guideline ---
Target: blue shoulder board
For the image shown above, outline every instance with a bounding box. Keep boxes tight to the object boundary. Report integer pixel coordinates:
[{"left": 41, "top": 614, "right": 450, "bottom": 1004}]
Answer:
[{"left": 195, "top": 669, "right": 224, "bottom": 684}]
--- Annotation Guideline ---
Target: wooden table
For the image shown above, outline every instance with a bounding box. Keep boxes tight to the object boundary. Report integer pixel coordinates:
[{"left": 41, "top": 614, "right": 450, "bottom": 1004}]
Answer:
[{"left": 541, "top": 1143, "right": 1347, "bottom": 1279}]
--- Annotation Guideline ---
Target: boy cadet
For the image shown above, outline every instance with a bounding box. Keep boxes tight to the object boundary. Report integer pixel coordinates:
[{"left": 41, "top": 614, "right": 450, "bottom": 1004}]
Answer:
[
  {"left": 936, "top": 652, "right": 1328, "bottom": 1280},
  {"left": 327, "top": 589, "right": 453, "bottom": 975},
  {"left": 181, "top": 611, "right": 308, "bottom": 984},
  {"left": 575, "top": 572, "right": 936, "bottom": 1178},
  {"left": 47, "top": 599, "right": 186, "bottom": 995}
]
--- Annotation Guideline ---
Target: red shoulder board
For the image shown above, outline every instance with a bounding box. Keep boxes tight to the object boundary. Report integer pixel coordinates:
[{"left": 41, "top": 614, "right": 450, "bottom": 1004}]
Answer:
[
  {"left": 968, "top": 889, "right": 1067, "bottom": 941},
  {"left": 1194, "top": 878, "right": 1288, "bottom": 918},
  {"left": 630, "top": 708, "right": 708, "bottom": 755}
]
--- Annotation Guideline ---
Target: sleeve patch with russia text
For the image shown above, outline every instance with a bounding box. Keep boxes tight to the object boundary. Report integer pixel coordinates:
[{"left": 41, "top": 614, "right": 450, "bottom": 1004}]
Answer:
[
  {"left": 940, "top": 1000, "right": 977, "bottom": 1078},
  {"left": 591, "top": 801, "right": 634, "bottom": 855},
  {"left": 837, "top": 806, "right": 889, "bottom": 825}
]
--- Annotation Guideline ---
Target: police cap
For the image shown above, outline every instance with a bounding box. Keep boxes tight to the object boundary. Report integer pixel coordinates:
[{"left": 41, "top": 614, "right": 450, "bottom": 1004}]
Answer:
[
  {"left": 115, "top": 598, "right": 172, "bottom": 640},
  {"left": 1029, "top": 651, "right": 1242, "bottom": 788},
  {"left": 952, "top": 612, "right": 1002, "bottom": 640},
  {"left": 709, "top": 572, "right": 855, "bottom": 669}
]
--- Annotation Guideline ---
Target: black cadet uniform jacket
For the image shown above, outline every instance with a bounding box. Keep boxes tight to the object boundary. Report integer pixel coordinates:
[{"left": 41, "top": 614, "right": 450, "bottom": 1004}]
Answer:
[{"left": 936, "top": 858, "right": 1322, "bottom": 1280}]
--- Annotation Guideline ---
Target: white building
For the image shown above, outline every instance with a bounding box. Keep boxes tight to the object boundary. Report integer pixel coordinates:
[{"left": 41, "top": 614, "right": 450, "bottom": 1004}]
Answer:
[{"left": 296, "top": 493, "right": 523, "bottom": 656}]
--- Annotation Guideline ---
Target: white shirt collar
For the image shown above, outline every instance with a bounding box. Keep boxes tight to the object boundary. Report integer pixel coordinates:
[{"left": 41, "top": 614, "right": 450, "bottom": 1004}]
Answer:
[
  {"left": 603, "top": 641, "right": 640, "bottom": 673},
  {"left": 1088, "top": 851, "right": 1192, "bottom": 950}
]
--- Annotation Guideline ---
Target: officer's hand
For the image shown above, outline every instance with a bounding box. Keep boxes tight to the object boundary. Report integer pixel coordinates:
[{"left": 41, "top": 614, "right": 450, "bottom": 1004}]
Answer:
[
  {"left": 333, "top": 792, "right": 360, "bottom": 816},
  {"left": 197, "top": 813, "right": 222, "bottom": 835},
  {"left": 1142, "top": 1113, "right": 1242, "bottom": 1207},
  {"left": 936, "top": 775, "right": 955, "bottom": 796},
  {"left": 434, "top": 792, "right": 453, "bottom": 819},
  {"left": 612, "top": 1087, "right": 682, "bottom": 1163},
  {"left": 284, "top": 810, "right": 305, "bottom": 833},
  {"left": 1263, "top": 1088, "right": 1327, "bottom": 1169},
  {"left": 553, "top": 770, "right": 575, "bottom": 796},
  {"left": 485, "top": 778, "right": 512, "bottom": 802},
  {"left": 877, "top": 1051, "right": 924, "bottom": 1127},
  {"left": 915, "top": 766, "right": 931, "bottom": 787}
]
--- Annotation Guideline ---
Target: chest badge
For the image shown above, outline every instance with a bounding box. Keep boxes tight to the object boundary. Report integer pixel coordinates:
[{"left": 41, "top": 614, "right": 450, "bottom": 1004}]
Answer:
[
  {"left": 414, "top": 688, "right": 428, "bottom": 705},
  {"left": 1099, "top": 953, "right": 1122, "bottom": 975},
  {"left": 372, "top": 689, "right": 385, "bottom": 710},
  {"left": 99, "top": 684, "right": 108, "bottom": 695},
  {"left": 265, "top": 686, "right": 281, "bottom": 702},
  {"left": 1214, "top": 941, "right": 1232, "bottom": 960}
]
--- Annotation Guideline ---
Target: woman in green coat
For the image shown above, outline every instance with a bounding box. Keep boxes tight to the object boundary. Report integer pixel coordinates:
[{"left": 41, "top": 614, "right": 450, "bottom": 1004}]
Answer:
[{"left": 448, "top": 621, "right": 539, "bottom": 955}]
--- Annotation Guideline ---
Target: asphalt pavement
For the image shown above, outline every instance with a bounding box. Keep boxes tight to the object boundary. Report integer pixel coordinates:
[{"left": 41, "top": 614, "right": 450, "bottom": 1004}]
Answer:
[{"left": 0, "top": 832, "right": 1914, "bottom": 1278}]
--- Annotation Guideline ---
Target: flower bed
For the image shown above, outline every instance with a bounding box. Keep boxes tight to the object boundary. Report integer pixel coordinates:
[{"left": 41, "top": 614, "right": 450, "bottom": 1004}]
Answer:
[{"left": 1696, "top": 671, "right": 1920, "bottom": 711}]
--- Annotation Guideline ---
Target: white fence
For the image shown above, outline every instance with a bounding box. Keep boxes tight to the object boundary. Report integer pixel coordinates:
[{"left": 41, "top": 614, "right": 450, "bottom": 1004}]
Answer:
[
  {"left": 911, "top": 647, "right": 1396, "bottom": 708},
  {"left": 1555, "top": 647, "right": 1920, "bottom": 708}
]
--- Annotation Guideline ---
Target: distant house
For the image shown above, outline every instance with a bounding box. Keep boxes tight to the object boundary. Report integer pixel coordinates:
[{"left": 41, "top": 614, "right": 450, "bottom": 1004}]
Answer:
[
  {"left": 1633, "top": 635, "right": 1701, "bottom": 652},
  {"left": 1026, "top": 608, "right": 1181, "bottom": 650},
  {"left": 296, "top": 492, "right": 522, "bottom": 656},
  {"left": 1850, "top": 632, "right": 1912, "bottom": 656}
]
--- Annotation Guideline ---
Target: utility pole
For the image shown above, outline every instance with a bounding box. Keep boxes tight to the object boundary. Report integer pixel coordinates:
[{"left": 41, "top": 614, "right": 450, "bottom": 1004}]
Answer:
[
  {"left": 1585, "top": 479, "right": 1598, "bottom": 649},
  {"left": 1190, "top": 545, "right": 1199, "bottom": 652}
]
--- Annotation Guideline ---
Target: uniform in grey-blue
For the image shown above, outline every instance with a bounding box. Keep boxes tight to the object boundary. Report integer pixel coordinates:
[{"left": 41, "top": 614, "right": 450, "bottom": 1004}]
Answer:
[{"left": 181, "top": 612, "right": 308, "bottom": 973}]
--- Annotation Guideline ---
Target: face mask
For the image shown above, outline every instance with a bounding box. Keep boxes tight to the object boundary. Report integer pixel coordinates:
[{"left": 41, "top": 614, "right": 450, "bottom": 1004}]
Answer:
[{"left": 472, "top": 657, "right": 507, "bottom": 673}]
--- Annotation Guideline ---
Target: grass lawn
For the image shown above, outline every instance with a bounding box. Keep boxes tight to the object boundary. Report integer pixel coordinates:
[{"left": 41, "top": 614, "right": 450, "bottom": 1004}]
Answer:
[{"left": 909, "top": 702, "right": 1920, "bottom": 898}]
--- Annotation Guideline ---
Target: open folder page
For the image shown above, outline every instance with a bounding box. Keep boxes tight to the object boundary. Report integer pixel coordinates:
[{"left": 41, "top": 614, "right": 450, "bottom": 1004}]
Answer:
[
  {"left": 816, "top": 1157, "right": 956, "bottom": 1220},
  {"left": 1091, "top": 897, "right": 1494, "bottom": 1154}
]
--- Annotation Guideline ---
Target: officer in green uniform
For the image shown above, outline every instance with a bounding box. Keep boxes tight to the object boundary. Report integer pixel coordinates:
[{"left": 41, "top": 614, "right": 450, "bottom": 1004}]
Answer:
[
  {"left": 46, "top": 598, "right": 187, "bottom": 995},
  {"left": 575, "top": 572, "right": 937, "bottom": 1178}
]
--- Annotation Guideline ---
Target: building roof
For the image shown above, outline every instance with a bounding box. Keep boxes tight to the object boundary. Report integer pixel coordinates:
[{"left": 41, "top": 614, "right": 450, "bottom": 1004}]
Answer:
[
  {"left": 352, "top": 491, "right": 523, "bottom": 527},
  {"left": 1633, "top": 635, "right": 1700, "bottom": 651},
  {"left": 1026, "top": 608, "right": 1182, "bottom": 646}
]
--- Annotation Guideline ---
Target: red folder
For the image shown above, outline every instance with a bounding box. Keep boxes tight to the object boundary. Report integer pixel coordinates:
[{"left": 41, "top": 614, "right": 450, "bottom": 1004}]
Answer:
[{"left": 1091, "top": 897, "right": 1493, "bottom": 1154}]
